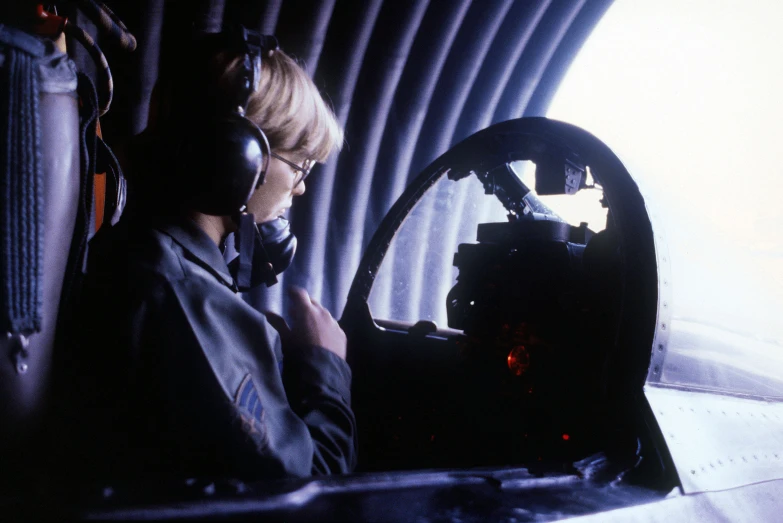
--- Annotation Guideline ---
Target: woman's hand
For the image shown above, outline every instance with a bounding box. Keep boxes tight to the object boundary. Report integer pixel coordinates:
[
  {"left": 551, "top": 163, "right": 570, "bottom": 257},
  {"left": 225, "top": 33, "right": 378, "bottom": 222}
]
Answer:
[{"left": 264, "top": 286, "right": 347, "bottom": 360}]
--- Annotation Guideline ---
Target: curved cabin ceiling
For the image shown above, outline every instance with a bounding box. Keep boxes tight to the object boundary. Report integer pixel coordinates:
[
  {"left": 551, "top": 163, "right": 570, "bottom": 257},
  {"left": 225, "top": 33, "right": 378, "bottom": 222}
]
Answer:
[{"left": 67, "top": 0, "right": 614, "bottom": 315}]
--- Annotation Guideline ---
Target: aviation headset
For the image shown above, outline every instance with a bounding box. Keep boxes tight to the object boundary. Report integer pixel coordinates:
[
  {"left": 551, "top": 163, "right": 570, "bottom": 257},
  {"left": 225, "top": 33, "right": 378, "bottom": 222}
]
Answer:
[
  {"left": 168, "top": 25, "right": 279, "bottom": 216},
  {"left": 158, "top": 25, "right": 294, "bottom": 288}
]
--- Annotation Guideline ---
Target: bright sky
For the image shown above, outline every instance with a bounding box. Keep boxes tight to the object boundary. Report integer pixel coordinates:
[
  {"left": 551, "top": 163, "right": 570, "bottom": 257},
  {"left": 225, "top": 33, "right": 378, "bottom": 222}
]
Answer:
[{"left": 546, "top": 0, "right": 783, "bottom": 343}]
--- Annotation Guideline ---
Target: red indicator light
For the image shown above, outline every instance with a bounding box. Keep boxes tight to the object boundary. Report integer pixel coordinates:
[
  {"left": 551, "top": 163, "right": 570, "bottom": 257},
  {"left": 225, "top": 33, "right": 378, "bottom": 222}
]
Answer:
[
  {"left": 562, "top": 434, "right": 570, "bottom": 441},
  {"left": 507, "top": 345, "right": 530, "bottom": 376}
]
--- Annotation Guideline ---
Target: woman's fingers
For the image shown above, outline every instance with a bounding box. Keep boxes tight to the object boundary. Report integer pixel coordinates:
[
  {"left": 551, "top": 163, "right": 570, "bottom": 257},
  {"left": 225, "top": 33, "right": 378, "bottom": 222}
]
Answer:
[{"left": 284, "top": 286, "right": 347, "bottom": 360}]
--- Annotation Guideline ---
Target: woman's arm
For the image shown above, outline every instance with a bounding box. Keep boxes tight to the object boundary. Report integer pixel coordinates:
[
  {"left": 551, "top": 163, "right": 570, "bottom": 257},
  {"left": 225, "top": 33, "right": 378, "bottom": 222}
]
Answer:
[{"left": 147, "top": 277, "right": 356, "bottom": 479}]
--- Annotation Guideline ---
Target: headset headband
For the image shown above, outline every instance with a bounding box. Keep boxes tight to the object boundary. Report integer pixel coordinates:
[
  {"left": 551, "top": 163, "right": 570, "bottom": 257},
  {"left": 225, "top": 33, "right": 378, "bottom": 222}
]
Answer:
[{"left": 192, "top": 25, "right": 279, "bottom": 115}]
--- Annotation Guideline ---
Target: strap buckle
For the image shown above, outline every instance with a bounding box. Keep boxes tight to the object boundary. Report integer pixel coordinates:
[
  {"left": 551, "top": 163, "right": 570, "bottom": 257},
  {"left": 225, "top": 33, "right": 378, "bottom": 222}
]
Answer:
[{"left": 6, "top": 332, "right": 30, "bottom": 374}]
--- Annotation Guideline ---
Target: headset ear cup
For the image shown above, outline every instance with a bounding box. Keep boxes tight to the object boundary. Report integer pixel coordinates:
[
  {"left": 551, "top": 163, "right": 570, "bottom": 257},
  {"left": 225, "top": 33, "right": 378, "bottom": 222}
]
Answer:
[{"left": 183, "top": 114, "right": 270, "bottom": 215}]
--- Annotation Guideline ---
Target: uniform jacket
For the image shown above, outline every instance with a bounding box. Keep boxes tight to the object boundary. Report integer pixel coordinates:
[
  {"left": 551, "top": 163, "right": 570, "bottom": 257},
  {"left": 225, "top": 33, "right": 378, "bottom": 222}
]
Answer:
[{"left": 64, "top": 213, "right": 357, "bottom": 482}]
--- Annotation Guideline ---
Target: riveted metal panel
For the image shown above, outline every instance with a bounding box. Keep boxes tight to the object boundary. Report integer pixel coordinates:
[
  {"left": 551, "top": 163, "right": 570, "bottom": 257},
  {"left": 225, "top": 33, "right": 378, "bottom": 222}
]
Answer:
[
  {"left": 641, "top": 191, "right": 672, "bottom": 384},
  {"left": 568, "top": 478, "right": 782, "bottom": 523},
  {"left": 645, "top": 384, "right": 783, "bottom": 494}
]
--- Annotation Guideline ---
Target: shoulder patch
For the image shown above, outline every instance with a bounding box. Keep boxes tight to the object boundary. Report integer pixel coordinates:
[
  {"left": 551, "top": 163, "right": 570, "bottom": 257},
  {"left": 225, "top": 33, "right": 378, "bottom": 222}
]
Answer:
[{"left": 235, "top": 374, "right": 270, "bottom": 450}]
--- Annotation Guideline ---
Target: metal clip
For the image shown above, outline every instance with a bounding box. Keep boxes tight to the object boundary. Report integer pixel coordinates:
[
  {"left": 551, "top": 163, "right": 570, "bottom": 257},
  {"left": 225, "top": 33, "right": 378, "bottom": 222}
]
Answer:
[{"left": 6, "top": 332, "right": 30, "bottom": 374}]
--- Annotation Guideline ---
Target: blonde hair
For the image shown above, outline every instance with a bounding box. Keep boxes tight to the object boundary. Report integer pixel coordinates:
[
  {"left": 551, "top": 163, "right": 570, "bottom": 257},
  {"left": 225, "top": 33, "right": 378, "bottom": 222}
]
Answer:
[{"left": 221, "top": 51, "right": 343, "bottom": 163}]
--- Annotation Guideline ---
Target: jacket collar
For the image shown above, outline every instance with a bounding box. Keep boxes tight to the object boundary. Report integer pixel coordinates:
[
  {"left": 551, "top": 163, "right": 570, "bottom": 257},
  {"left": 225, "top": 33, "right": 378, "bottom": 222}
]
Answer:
[{"left": 155, "top": 216, "right": 237, "bottom": 290}]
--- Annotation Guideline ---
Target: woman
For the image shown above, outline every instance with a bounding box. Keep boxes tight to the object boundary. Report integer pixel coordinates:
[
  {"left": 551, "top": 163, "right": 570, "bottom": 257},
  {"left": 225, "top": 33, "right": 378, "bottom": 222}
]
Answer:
[{"left": 63, "top": 40, "right": 356, "bottom": 483}]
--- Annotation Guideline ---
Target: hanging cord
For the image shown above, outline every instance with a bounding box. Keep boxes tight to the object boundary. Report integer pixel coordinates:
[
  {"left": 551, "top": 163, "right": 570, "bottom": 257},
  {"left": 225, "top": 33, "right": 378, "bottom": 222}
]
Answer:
[
  {"left": 73, "top": 0, "right": 136, "bottom": 53},
  {"left": 69, "top": 1, "right": 137, "bottom": 116},
  {"left": 62, "top": 19, "right": 112, "bottom": 116},
  {"left": 36, "top": 2, "right": 136, "bottom": 116}
]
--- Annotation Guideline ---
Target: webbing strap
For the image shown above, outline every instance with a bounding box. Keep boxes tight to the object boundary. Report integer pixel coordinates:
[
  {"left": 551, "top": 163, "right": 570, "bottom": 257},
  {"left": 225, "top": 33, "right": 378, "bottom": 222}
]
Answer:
[
  {"left": 236, "top": 213, "right": 257, "bottom": 291},
  {"left": 0, "top": 43, "right": 44, "bottom": 335},
  {"left": 54, "top": 72, "right": 98, "bottom": 334},
  {"left": 51, "top": 73, "right": 99, "bottom": 380},
  {"left": 96, "top": 136, "right": 126, "bottom": 227}
]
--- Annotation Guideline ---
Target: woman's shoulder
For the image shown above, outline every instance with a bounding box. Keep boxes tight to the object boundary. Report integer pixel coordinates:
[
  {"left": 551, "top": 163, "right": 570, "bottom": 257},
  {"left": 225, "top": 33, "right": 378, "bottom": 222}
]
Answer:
[
  {"left": 91, "top": 215, "right": 188, "bottom": 277},
  {"left": 78, "top": 223, "right": 187, "bottom": 322}
]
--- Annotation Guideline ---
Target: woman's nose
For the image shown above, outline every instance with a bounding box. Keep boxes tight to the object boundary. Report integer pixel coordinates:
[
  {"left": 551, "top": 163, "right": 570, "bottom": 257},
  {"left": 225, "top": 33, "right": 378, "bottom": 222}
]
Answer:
[{"left": 293, "top": 179, "right": 306, "bottom": 196}]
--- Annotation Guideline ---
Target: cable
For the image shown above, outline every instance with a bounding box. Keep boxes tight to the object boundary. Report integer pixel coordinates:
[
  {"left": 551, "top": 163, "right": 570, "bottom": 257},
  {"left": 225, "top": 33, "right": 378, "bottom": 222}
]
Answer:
[
  {"left": 73, "top": 0, "right": 136, "bottom": 52},
  {"left": 63, "top": 19, "right": 113, "bottom": 116},
  {"left": 35, "top": 2, "right": 137, "bottom": 116}
]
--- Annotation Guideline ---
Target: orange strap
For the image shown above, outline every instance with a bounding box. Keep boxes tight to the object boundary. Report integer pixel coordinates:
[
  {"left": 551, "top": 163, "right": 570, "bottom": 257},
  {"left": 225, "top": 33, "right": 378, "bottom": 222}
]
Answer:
[{"left": 94, "top": 119, "right": 106, "bottom": 232}]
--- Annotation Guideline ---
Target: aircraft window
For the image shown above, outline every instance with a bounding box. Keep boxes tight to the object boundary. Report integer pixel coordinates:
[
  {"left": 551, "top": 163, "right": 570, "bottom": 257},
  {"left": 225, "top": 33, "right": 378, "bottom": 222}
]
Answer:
[
  {"left": 368, "top": 173, "right": 507, "bottom": 325},
  {"left": 547, "top": 0, "right": 783, "bottom": 397},
  {"left": 367, "top": 157, "right": 610, "bottom": 327}
]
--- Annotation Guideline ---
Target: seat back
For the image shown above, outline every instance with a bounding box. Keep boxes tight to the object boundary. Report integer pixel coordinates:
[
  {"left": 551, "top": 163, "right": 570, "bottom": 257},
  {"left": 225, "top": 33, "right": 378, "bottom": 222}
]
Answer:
[{"left": 0, "top": 30, "right": 80, "bottom": 487}]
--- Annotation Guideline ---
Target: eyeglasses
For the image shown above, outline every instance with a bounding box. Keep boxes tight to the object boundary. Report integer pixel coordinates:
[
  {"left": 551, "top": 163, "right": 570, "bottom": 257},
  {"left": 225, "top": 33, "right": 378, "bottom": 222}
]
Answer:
[{"left": 270, "top": 152, "right": 314, "bottom": 186}]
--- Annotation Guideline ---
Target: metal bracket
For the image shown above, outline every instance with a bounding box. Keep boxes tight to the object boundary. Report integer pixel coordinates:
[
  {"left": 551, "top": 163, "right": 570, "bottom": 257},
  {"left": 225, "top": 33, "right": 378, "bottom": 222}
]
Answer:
[
  {"left": 564, "top": 159, "right": 585, "bottom": 195},
  {"left": 6, "top": 332, "right": 30, "bottom": 374}
]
